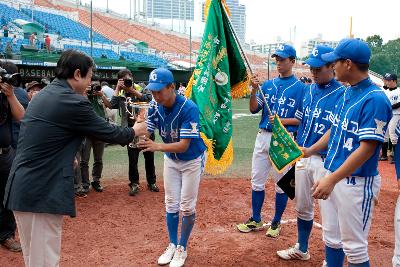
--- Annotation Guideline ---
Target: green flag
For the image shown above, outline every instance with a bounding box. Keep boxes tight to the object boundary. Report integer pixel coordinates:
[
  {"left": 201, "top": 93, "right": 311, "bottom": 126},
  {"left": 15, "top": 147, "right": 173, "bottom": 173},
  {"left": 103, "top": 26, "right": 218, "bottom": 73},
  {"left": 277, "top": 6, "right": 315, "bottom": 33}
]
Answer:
[
  {"left": 269, "top": 114, "right": 304, "bottom": 172},
  {"left": 185, "top": 0, "right": 249, "bottom": 174}
]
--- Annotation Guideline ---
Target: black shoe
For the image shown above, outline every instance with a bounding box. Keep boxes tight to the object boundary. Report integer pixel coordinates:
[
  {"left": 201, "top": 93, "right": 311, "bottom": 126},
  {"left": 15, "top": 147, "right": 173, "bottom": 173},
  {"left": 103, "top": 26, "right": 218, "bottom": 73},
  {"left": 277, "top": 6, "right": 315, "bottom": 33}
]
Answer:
[
  {"left": 129, "top": 183, "right": 140, "bottom": 196},
  {"left": 81, "top": 186, "right": 90, "bottom": 194},
  {"left": 391, "top": 159, "right": 396, "bottom": 164},
  {"left": 148, "top": 183, "right": 159, "bottom": 192},
  {"left": 91, "top": 181, "right": 103, "bottom": 192},
  {"left": 75, "top": 188, "right": 87, "bottom": 198},
  {"left": 379, "top": 156, "right": 388, "bottom": 161}
]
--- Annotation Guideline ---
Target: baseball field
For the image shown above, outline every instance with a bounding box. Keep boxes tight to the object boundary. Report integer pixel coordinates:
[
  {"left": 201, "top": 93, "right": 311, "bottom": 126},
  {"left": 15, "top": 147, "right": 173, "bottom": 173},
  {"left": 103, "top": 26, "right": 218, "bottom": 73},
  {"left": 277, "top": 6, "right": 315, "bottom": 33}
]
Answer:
[{"left": 1, "top": 99, "right": 397, "bottom": 266}]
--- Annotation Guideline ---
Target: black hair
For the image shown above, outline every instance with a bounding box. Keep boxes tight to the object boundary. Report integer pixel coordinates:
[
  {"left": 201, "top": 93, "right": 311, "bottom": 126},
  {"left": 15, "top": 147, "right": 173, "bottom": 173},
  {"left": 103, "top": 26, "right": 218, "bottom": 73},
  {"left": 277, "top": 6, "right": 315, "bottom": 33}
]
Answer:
[
  {"left": 354, "top": 63, "right": 369, "bottom": 72},
  {"left": 117, "top": 69, "right": 132, "bottom": 79},
  {"left": 338, "top": 59, "right": 369, "bottom": 72},
  {"left": 55, "top": 49, "right": 94, "bottom": 80},
  {"left": 288, "top": 56, "right": 296, "bottom": 61}
]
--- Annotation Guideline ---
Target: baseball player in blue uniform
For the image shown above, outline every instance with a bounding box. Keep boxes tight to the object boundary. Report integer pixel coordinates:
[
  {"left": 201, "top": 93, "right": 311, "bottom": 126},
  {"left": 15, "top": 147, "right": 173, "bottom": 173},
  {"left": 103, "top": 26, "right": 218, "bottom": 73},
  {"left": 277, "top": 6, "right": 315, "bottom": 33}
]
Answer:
[
  {"left": 137, "top": 68, "right": 206, "bottom": 267},
  {"left": 303, "top": 38, "right": 392, "bottom": 267},
  {"left": 393, "top": 121, "right": 400, "bottom": 267},
  {"left": 276, "top": 45, "right": 345, "bottom": 261},
  {"left": 237, "top": 44, "right": 305, "bottom": 238}
]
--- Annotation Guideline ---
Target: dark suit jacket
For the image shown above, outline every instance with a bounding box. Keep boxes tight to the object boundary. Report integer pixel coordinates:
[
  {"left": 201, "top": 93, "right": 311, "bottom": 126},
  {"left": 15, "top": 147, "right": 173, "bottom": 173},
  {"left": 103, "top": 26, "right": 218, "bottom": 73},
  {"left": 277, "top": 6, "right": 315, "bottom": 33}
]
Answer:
[{"left": 4, "top": 79, "right": 134, "bottom": 217}]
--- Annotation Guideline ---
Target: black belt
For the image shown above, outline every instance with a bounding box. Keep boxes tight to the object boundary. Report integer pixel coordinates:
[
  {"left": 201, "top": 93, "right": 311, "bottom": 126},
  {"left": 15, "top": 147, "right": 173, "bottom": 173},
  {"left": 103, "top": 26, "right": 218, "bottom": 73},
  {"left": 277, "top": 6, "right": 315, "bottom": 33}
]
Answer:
[
  {"left": 259, "top": 128, "right": 272, "bottom": 133},
  {"left": 0, "top": 146, "right": 11, "bottom": 155}
]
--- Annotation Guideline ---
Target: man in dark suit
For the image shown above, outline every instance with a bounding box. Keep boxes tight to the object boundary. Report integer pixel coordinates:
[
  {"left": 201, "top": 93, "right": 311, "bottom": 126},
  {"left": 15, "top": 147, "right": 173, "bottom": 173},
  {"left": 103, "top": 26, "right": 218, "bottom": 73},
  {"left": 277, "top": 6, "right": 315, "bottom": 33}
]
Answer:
[{"left": 3, "top": 49, "right": 147, "bottom": 267}]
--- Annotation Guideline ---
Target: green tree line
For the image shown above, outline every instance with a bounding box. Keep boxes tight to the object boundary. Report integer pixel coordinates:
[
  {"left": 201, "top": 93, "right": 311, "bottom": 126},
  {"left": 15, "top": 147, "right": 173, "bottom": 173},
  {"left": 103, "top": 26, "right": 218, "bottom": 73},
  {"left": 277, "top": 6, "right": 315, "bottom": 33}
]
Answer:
[{"left": 366, "top": 35, "right": 400, "bottom": 76}]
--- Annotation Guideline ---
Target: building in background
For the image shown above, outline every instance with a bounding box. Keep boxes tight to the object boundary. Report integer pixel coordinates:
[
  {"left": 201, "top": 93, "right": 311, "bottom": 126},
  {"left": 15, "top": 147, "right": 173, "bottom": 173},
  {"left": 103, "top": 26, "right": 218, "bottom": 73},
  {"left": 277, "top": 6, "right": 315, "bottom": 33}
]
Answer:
[
  {"left": 249, "top": 37, "right": 293, "bottom": 56},
  {"left": 300, "top": 35, "right": 339, "bottom": 58}
]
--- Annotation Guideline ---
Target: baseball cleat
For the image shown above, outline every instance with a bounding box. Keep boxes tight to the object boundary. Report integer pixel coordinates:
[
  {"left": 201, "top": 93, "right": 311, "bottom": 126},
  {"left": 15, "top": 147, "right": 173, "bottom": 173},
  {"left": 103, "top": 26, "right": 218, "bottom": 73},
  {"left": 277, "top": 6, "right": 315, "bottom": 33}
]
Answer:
[
  {"left": 236, "top": 217, "right": 264, "bottom": 233},
  {"left": 277, "top": 243, "right": 310, "bottom": 260},
  {"left": 158, "top": 243, "right": 176, "bottom": 265},
  {"left": 266, "top": 222, "right": 281, "bottom": 238},
  {"left": 169, "top": 245, "right": 187, "bottom": 267}
]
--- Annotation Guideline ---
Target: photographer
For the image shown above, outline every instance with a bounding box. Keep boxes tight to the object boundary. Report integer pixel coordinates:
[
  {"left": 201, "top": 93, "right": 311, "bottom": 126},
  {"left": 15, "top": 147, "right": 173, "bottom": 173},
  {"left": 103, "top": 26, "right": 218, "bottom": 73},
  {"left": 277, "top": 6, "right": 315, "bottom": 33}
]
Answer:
[
  {"left": 78, "top": 79, "right": 111, "bottom": 194},
  {"left": 3, "top": 49, "right": 147, "bottom": 266},
  {"left": 0, "top": 62, "right": 29, "bottom": 150},
  {"left": 110, "top": 69, "right": 159, "bottom": 196},
  {"left": 0, "top": 65, "right": 24, "bottom": 252}
]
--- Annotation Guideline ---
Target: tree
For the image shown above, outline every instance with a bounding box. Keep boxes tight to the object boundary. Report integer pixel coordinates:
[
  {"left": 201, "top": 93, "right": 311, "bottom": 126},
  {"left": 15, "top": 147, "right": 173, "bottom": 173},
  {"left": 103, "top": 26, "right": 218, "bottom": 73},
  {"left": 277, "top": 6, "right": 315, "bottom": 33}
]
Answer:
[{"left": 366, "top": 34, "right": 383, "bottom": 52}]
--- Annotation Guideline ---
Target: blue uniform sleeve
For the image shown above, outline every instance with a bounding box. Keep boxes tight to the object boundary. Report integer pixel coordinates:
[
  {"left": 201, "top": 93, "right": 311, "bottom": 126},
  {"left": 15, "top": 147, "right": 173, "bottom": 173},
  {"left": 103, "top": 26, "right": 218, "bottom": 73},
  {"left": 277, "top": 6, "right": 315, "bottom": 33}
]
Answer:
[
  {"left": 179, "top": 105, "right": 201, "bottom": 139},
  {"left": 358, "top": 94, "right": 392, "bottom": 143},
  {"left": 146, "top": 103, "right": 158, "bottom": 133}
]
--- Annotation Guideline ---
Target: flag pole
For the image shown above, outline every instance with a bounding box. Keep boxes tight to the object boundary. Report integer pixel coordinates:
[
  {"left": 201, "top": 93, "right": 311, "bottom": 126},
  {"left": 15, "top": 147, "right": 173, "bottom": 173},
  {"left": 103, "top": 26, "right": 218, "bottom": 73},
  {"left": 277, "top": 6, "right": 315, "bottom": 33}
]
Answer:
[{"left": 220, "top": 3, "right": 272, "bottom": 116}]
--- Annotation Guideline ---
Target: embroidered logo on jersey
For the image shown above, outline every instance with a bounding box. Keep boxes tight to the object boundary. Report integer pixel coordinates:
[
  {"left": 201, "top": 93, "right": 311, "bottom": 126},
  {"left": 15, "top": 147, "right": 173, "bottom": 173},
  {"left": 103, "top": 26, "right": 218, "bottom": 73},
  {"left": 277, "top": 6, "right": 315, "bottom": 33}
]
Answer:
[
  {"left": 190, "top": 122, "right": 199, "bottom": 134},
  {"left": 374, "top": 119, "right": 386, "bottom": 135}
]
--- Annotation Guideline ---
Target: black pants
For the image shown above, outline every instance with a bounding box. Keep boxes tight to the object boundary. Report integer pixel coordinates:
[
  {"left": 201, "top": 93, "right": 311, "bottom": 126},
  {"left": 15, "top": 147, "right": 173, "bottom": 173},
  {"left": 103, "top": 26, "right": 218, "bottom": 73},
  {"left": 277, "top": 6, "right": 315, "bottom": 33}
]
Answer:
[
  {"left": 0, "top": 148, "right": 16, "bottom": 242},
  {"left": 127, "top": 146, "right": 156, "bottom": 185},
  {"left": 80, "top": 138, "right": 105, "bottom": 189}
]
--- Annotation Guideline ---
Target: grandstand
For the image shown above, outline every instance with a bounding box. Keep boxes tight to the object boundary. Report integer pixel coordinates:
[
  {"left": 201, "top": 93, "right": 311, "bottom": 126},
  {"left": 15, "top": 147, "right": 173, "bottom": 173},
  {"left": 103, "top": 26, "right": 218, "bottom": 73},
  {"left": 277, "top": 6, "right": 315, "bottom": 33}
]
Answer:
[{"left": 0, "top": 0, "right": 267, "bottom": 74}]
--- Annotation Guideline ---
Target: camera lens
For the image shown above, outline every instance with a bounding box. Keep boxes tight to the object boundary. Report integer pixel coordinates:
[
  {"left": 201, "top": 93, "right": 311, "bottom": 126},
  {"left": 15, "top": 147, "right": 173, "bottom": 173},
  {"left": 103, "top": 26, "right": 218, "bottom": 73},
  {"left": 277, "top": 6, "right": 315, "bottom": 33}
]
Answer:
[{"left": 124, "top": 79, "right": 133, "bottom": 88}]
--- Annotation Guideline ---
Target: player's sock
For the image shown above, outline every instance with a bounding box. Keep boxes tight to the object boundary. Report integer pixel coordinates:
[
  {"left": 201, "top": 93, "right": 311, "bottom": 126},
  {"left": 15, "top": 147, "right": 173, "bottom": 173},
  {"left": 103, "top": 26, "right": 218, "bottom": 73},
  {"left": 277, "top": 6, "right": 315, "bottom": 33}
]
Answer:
[
  {"left": 166, "top": 212, "right": 179, "bottom": 246},
  {"left": 325, "top": 245, "right": 345, "bottom": 267},
  {"left": 297, "top": 217, "right": 313, "bottom": 253},
  {"left": 251, "top": 190, "right": 265, "bottom": 223},
  {"left": 348, "top": 261, "right": 370, "bottom": 267},
  {"left": 381, "top": 142, "right": 388, "bottom": 158},
  {"left": 178, "top": 213, "right": 196, "bottom": 250},
  {"left": 272, "top": 192, "right": 288, "bottom": 224}
]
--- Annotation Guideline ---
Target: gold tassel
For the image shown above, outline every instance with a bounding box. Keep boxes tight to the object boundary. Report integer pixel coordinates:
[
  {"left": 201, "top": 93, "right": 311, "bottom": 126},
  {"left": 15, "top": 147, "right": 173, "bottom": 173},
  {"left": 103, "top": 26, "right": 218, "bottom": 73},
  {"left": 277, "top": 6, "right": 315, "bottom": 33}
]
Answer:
[
  {"left": 185, "top": 74, "right": 194, "bottom": 98},
  {"left": 200, "top": 132, "right": 233, "bottom": 175},
  {"left": 230, "top": 74, "right": 250, "bottom": 99}
]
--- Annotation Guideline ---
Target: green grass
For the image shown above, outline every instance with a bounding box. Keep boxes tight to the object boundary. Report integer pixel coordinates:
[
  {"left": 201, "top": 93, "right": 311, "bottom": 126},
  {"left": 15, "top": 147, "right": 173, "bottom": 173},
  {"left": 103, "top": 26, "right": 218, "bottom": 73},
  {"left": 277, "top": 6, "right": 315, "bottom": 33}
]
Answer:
[{"left": 92, "top": 98, "right": 260, "bottom": 180}]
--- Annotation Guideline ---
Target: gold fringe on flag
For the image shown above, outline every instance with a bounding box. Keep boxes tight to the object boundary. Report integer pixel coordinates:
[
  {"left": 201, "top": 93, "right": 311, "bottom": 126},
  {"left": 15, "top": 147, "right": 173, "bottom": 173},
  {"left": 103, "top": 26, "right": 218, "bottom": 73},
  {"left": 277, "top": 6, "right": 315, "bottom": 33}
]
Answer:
[
  {"left": 230, "top": 74, "right": 250, "bottom": 99},
  {"left": 200, "top": 132, "right": 233, "bottom": 175}
]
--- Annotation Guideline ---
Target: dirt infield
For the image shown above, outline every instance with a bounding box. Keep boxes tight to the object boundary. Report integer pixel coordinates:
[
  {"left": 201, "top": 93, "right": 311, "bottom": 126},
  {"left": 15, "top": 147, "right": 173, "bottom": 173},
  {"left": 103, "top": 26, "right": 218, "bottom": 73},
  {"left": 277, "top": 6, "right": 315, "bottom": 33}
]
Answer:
[{"left": 1, "top": 161, "right": 397, "bottom": 267}]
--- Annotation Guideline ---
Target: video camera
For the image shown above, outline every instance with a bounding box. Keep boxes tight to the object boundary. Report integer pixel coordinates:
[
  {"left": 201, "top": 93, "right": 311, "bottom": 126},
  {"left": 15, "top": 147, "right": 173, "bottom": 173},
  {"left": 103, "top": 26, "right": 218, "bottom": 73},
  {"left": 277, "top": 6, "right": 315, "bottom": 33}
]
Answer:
[{"left": 0, "top": 67, "right": 22, "bottom": 88}]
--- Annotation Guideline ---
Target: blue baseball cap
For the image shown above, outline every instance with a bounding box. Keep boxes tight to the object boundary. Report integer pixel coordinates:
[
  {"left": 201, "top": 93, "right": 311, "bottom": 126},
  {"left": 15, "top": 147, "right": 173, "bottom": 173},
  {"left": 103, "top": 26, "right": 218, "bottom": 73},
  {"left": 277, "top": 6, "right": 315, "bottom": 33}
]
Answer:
[
  {"left": 321, "top": 38, "right": 371, "bottom": 64},
  {"left": 303, "top": 45, "right": 334, "bottom": 68},
  {"left": 146, "top": 68, "right": 174, "bottom": 91},
  {"left": 272, "top": 44, "right": 296, "bottom": 59}
]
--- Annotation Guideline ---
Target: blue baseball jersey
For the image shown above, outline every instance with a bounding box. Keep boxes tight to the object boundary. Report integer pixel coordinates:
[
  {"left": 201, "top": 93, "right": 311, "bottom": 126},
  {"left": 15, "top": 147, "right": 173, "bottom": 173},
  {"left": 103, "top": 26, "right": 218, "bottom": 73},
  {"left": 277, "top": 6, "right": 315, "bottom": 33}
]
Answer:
[
  {"left": 325, "top": 78, "right": 392, "bottom": 176},
  {"left": 147, "top": 94, "right": 207, "bottom": 161},
  {"left": 296, "top": 79, "right": 345, "bottom": 155},
  {"left": 252, "top": 75, "right": 305, "bottom": 132}
]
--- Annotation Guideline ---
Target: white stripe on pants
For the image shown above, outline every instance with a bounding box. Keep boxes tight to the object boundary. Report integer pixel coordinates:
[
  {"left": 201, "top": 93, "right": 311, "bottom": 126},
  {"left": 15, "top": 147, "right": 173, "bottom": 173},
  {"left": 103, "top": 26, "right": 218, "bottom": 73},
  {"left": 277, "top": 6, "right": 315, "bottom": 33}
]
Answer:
[
  {"left": 251, "top": 131, "right": 288, "bottom": 193},
  {"left": 393, "top": 195, "right": 400, "bottom": 267},
  {"left": 163, "top": 154, "right": 204, "bottom": 216},
  {"left": 14, "top": 211, "right": 63, "bottom": 267},
  {"left": 295, "top": 156, "right": 327, "bottom": 221},
  {"left": 320, "top": 173, "right": 381, "bottom": 264}
]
